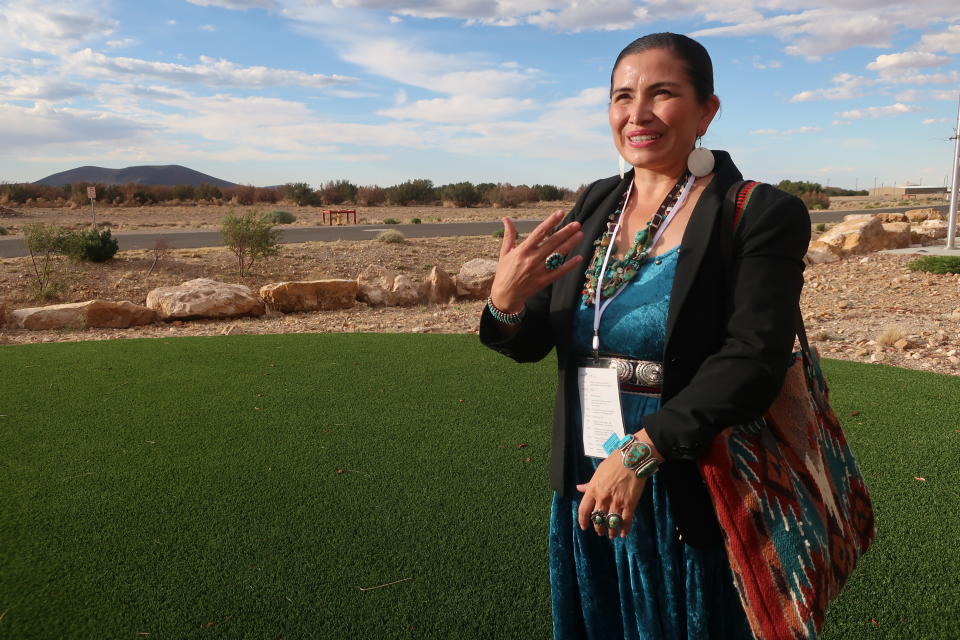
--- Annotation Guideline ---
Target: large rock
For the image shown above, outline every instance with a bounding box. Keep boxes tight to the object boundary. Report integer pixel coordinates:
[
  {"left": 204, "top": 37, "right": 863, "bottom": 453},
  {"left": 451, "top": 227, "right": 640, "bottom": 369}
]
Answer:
[
  {"left": 146, "top": 278, "right": 265, "bottom": 320},
  {"left": 456, "top": 258, "right": 498, "bottom": 300},
  {"left": 814, "top": 215, "right": 904, "bottom": 256},
  {"left": 879, "top": 222, "right": 912, "bottom": 249},
  {"left": 259, "top": 279, "right": 357, "bottom": 313},
  {"left": 876, "top": 212, "right": 907, "bottom": 223},
  {"left": 911, "top": 219, "right": 949, "bottom": 245},
  {"left": 357, "top": 265, "right": 398, "bottom": 307},
  {"left": 905, "top": 208, "right": 944, "bottom": 223},
  {"left": 424, "top": 266, "right": 457, "bottom": 305},
  {"left": 387, "top": 274, "right": 423, "bottom": 307},
  {"left": 6, "top": 300, "right": 155, "bottom": 330},
  {"left": 805, "top": 240, "right": 842, "bottom": 264}
]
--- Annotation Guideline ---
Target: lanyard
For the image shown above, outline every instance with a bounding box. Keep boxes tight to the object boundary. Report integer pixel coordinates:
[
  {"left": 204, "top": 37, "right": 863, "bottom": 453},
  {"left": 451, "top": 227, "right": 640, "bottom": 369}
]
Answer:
[{"left": 591, "top": 172, "right": 696, "bottom": 360}]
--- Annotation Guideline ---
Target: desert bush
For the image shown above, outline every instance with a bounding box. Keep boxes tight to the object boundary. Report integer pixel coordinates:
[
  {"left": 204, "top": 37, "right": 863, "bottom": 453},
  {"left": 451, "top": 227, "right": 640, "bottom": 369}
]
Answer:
[
  {"left": 411, "top": 217, "right": 422, "bottom": 224},
  {"left": 320, "top": 179, "right": 358, "bottom": 205},
  {"left": 799, "top": 191, "right": 830, "bottom": 211},
  {"left": 195, "top": 183, "right": 223, "bottom": 201},
  {"left": 356, "top": 186, "right": 386, "bottom": 206},
  {"left": 493, "top": 227, "right": 518, "bottom": 241},
  {"left": 172, "top": 184, "right": 196, "bottom": 201},
  {"left": 438, "top": 182, "right": 480, "bottom": 207},
  {"left": 146, "top": 238, "right": 170, "bottom": 276},
  {"left": 485, "top": 184, "right": 536, "bottom": 208},
  {"left": 254, "top": 187, "right": 281, "bottom": 204},
  {"left": 815, "top": 223, "right": 826, "bottom": 232},
  {"left": 906, "top": 256, "right": 960, "bottom": 275},
  {"left": 229, "top": 185, "right": 257, "bottom": 206},
  {"left": 132, "top": 189, "right": 157, "bottom": 206},
  {"left": 22, "top": 222, "right": 70, "bottom": 296},
  {"left": 376, "top": 229, "right": 405, "bottom": 243},
  {"left": 383, "top": 218, "right": 400, "bottom": 224},
  {"left": 262, "top": 210, "right": 296, "bottom": 224},
  {"left": 532, "top": 184, "right": 565, "bottom": 201},
  {"left": 221, "top": 211, "right": 280, "bottom": 276},
  {"left": 877, "top": 326, "right": 907, "bottom": 347},
  {"left": 386, "top": 179, "right": 435, "bottom": 205},
  {"left": 285, "top": 182, "right": 316, "bottom": 206},
  {"left": 60, "top": 228, "right": 119, "bottom": 262},
  {"left": 0, "top": 226, "right": 7, "bottom": 235}
]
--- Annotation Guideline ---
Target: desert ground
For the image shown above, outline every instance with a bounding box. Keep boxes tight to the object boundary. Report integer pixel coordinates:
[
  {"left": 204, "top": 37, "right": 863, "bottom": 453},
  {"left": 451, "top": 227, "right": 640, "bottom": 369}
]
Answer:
[{"left": 1, "top": 201, "right": 959, "bottom": 378}]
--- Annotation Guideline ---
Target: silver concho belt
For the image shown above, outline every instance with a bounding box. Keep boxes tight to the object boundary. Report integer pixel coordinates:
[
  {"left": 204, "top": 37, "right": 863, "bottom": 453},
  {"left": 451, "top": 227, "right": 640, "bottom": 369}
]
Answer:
[{"left": 576, "top": 356, "right": 663, "bottom": 396}]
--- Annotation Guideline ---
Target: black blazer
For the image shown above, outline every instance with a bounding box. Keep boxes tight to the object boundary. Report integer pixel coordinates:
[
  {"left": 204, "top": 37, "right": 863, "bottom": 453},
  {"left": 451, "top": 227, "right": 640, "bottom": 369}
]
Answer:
[{"left": 480, "top": 151, "right": 811, "bottom": 547}]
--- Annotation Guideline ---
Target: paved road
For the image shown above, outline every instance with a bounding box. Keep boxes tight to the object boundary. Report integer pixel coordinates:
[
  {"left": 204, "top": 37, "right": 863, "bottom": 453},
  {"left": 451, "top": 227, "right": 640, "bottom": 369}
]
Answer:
[
  {"left": 1, "top": 205, "right": 950, "bottom": 258},
  {"left": 0, "top": 220, "right": 543, "bottom": 258}
]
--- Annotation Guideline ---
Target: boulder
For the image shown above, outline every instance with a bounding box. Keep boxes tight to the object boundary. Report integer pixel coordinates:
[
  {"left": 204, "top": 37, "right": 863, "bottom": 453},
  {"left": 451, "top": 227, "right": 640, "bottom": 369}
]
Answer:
[
  {"left": 456, "top": 258, "right": 498, "bottom": 300},
  {"left": 905, "top": 208, "right": 944, "bottom": 223},
  {"left": 424, "top": 266, "right": 457, "bottom": 305},
  {"left": 6, "top": 300, "right": 156, "bottom": 330},
  {"left": 911, "top": 219, "right": 949, "bottom": 245},
  {"left": 259, "top": 279, "right": 357, "bottom": 313},
  {"left": 387, "top": 274, "right": 423, "bottom": 307},
  {"left": 805, "top": 241, "right": 842, "bottom": 264},
  {"left": 876, "top": 212, "right": 907, "bottom": 223},
  {"left": 814, "top": 215, "right": 904, "bottom": 256},
  {"left": 357, "top": 265, "right": 398, "bottom": 307},
  {"left": 146, "top": 278, "right": 265, "bottom": 320},
  {"left": 879, "top": 222, "right": 912, "bottom": 249}
]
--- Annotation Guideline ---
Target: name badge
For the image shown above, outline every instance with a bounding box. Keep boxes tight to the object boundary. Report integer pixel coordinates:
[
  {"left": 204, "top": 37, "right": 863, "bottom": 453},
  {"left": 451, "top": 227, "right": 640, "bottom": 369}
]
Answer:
[{"left": 577, "top": 366, "right": 625, "bottom": 459}]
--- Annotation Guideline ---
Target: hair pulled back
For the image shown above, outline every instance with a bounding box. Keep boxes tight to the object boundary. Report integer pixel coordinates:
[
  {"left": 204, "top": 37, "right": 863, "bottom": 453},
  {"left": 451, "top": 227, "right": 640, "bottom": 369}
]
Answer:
[{"left": 610, "top": 33, "right": 715, "bottom": 104}]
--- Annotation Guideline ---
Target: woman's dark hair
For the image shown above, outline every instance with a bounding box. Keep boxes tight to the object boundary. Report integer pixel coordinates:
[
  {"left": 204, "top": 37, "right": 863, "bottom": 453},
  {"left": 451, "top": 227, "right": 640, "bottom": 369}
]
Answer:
[{"left": 610, "top": 32, "right": 714, "bottom": 104}]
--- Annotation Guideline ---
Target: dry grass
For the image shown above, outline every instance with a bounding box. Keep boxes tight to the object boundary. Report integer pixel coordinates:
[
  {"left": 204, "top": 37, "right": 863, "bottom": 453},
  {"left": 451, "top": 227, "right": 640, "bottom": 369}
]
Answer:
[{"left": 877, "top": 326, "right": 908, "bottom": 347}]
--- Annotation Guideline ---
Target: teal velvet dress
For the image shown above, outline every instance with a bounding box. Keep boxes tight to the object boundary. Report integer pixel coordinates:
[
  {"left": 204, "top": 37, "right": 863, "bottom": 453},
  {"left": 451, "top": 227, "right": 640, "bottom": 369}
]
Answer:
[{"left": 549, "top": 245, "right": 754, "bottom": 640}]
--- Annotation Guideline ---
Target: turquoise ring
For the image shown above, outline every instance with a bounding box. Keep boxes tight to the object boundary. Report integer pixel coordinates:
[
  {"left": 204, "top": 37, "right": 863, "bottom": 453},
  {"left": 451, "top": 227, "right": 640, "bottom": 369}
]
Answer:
[
  {"left": 545, "top": 252, "right": 565, "bottom": 271},
  {"left": 591, "top": 510, "right": 606, "bottom": 527},
  {"left": 606, "top": 513, "right": 623, "bottom": 529}
]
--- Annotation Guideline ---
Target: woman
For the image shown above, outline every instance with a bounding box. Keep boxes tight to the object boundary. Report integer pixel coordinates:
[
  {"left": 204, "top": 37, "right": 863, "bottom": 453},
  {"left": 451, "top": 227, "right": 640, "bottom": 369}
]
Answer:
[{"left": 480, "top": 33, "right": 810, "bottom": 639}]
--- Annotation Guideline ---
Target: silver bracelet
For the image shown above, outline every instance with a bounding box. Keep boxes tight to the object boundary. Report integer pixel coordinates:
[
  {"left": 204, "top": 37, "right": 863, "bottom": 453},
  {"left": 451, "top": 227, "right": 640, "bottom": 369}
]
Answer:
[{"left": 487, "top": 297, "right": 525, "bottom": 325}]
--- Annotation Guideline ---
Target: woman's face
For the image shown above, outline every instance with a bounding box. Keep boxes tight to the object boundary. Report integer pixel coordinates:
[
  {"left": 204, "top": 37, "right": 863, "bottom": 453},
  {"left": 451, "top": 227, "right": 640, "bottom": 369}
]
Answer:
[{"left": 609, "top": 48, "right": 719, "bottom": 176}]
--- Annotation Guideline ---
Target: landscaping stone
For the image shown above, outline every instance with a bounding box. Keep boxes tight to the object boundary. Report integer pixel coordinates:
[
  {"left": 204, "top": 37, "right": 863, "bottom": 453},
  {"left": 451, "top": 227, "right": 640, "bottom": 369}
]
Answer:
[
  {"left": 810, "top": 215, "right": 905, "bottom": 259},
  {"left": 259, "top": 279, "right": 358, "bottom": 313},
  {"left": 146, "top": 278, "right": 265, "bottom": 320},
  {"left": 456, "top": 258, "right": 498, "bottom": 300},
  {"left": 387, "top": 274, "right": 423, "bottom": 307},
  {"left": 905, "top": 208, "right": 944, "bottom": 223},
  {"left": 423, "top": 266, "right": 457, "bottom": 305},
  {"left": 910, "top": 219, "right": 948, "bottom": 245},
  {"left": 6, "top": 300, "right": 156, "bottom": 330},
  {"left": 357, "top": 265, "right": 398, "bottom": 307}
]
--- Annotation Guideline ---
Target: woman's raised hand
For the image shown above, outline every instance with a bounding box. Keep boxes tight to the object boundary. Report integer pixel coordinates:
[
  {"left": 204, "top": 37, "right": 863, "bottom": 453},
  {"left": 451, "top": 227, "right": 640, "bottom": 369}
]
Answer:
[{"left": 489, "top": 210, "right": 584, "bottom": 313}]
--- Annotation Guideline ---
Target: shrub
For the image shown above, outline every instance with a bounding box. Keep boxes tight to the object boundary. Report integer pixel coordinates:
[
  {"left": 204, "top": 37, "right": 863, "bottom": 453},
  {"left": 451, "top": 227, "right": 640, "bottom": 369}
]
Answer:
[
  {"left": 493, "top": 228, "right": 504, "bottom": 238},
  {"left": 386, "top": 179, "right": 435, "bottom": 205},
  {"left": 285, "top": 182, "right": 316, "bottom": 206},
  {"left": 376, "top": 230, "right": 405, "bottom": 243},
  {"left": 532, "top": 184, "right": 565, "bottom": 201},
  {"left": 221, "top": 211, "right": 281, "bottom": 276},
  {"left": 195, "top": 183, "right": 223, "bottom": 201},
  {"left": 411, "top": 217, "right": 422, "bottom": 224},
  {"left": 383, "top": 218, "right": 400, "bottom": 224},
  {"left": 132, "top": 189, "right": 157, "bottom": 206},
  {"left": 815, "top": 223, "right": 826, "bottom": 232},
  {"left": 906, "top": 256, "right": 960, "bottom": 275},
  {"left": 61, "top": 228, "right": 119, "bottom": 262},
  {"left": 799, "top": 191, "right": 830, "bottom": 211},
  {"left": 876, "top": 326, "right": 907, "bottom": 347},
  {"left": 438, "top": 182, "right": 480, "bottom": 207},
  {"left": 262, "top": 210, "right": 297, "bottom": 224},
  {"left": 230, "top": 185, "right": 257, "bottom": 206},
  {"left": 22, "top": 222, "right": 70, "bottom": 296},
  {"left": 356, "top": 186, "right": 386, "bottom": 206},
  {"left": 320, "top": 179, "right": 358, "bottom": 205},
  {"left": 485, "top": 184, "right": 536, "bottom": 208},
  {"left": 0, "top": 226, "right": 7, "bottom": 235}
]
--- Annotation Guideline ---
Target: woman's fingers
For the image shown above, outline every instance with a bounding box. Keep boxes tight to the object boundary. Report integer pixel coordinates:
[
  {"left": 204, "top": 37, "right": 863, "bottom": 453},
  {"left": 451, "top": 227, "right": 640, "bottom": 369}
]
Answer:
[
  {"left": 576, "top": 486, "right": 595, "bottom": 532},
  {"left": 499, "top": 217, "right": 517, "bottom": 259},
  {"left": 523, "top": 209, "right": 567, "bottom": 248}
]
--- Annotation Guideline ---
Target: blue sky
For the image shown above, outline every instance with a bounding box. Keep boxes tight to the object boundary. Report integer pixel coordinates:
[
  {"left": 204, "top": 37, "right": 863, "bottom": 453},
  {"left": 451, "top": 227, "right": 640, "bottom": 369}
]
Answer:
[{"left": 0, "top": 0, "right": 957, "bottom": 190}]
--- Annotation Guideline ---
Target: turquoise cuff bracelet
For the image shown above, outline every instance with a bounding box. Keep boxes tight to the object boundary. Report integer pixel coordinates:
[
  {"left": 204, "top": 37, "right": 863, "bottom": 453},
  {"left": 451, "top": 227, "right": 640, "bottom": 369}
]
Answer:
[
  {"left": 618, "top": 435, "right": 661, "bottom": 478},
  {"left": 487, "top": 297, "right": 526, "bottom": 325}
]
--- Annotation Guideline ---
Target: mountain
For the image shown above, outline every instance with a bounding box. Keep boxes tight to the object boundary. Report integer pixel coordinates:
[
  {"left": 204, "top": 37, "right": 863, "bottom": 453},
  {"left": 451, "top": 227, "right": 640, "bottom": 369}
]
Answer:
[{"left": 34, "top": 165, "right": 238, "bottom": 188}]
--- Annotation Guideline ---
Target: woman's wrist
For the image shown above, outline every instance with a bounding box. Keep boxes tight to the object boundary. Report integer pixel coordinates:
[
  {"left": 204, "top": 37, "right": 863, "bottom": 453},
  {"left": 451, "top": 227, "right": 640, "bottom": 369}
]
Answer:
[{"left": 487, "top": 296, "right": 526, "bottom": 325}]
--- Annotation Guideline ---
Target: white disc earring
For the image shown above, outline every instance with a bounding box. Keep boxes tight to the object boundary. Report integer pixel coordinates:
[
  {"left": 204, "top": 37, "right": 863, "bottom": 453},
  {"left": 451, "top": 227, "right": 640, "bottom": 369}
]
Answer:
[
  {"left": 618, "top": 155, "right": 627, "bottom": 179},
  {"left": 687, "top": 140, "right": 714, "bottom": 177}
]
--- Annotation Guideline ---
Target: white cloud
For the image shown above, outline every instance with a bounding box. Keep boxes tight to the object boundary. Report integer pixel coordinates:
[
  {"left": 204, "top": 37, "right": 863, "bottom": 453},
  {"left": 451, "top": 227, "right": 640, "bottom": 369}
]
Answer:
[
  {"left": 922, "top": 118, "right": 947, "bottom": 124},
  {"left": 166, "top": 19, "right": 177, "bottom": 25},
  {"left": 790, "top": 72, "right": 872, "bottom": 102},
  {"left": 752, "top": 59, "right": 782, "bottom": 70},
  {"left": 876, "top": 69, "right": 960, "bottom": 85},
  {"left": 527, "top": 0, "right": 646, "bottom": 32},
  {"left": 895, "top": 89, "right": 920, "bottom": 102},
  {"left": 200, "top": 24, "right": 218, "bottom": 32},
  {"left": 106, "top": 38, "right": 137, "bottom": 48},
  {"left": 0, "top": 75, "right": 92, "bottom": 101},
  {"left": 751, "top": 126, "right": 822, "bottom": 135},
  {"left": 62, "top": 49, "right": 356, "bottom": 88},
  {"left": 0, "top": 0, "right": 118, "bottom": 55},
  {"left": 930, "top": 90, "right": 958, "bottom": 100},
  {"left": 186, "top": 0, "right": 278, "bottom": 9},
  {"left": 388, "top": 15, "right": 402, "bottom": 23},
  {"left": 0, "top": 101, "right": 149, "bottom": 151},
  {"left": 378, "top": 95, "right": 535, "bottom": 123},
  {"left": 837, "top": 103, "right": 923, "bottom": 119},
  {"left": 919, "top": 25, "right": 960, "bottom": 54},
  {"left": 866, "top": 51, "right": 951, "bottom": 71}
]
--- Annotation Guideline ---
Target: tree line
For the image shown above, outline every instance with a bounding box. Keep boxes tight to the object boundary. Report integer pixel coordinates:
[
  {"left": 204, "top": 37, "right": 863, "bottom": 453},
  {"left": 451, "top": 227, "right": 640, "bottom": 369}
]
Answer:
[{"left": 0, "top": 179, "right": 580, "bottom": 208}]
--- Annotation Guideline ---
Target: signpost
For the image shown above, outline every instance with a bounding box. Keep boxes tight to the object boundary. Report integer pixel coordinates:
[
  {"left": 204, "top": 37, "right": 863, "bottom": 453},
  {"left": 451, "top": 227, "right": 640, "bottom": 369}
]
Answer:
[
  {"left": 947, "top": 94, "right": 960, "bottom": 250},
  {"left": 87, "top": 186, "right": 97, "bottom": 228}
]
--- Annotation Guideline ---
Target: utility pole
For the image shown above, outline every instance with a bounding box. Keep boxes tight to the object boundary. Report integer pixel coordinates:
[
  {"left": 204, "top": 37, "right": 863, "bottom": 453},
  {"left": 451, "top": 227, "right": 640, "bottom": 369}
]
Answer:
[{"left": 947, "top": 93, "right": 960, "bottom": 250}]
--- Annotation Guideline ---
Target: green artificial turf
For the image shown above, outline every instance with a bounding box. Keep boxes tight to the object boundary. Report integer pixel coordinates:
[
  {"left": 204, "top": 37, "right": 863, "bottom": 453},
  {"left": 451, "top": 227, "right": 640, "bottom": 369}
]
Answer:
[{"left": 1, "top": 335, "right": 958, "bottom": 639}]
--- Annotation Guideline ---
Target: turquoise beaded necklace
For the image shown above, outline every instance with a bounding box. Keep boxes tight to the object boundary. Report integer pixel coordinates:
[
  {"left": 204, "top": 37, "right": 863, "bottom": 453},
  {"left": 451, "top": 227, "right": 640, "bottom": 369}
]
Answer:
[{"left": 581, "top": 170, "right": 691, "bottom": 306}]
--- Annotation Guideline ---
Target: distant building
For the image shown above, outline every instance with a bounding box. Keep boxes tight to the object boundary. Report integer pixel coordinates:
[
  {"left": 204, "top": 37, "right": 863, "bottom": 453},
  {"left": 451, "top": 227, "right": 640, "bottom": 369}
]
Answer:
[{"left": 869, "top": 185, "right": 949, "bottom": 199}]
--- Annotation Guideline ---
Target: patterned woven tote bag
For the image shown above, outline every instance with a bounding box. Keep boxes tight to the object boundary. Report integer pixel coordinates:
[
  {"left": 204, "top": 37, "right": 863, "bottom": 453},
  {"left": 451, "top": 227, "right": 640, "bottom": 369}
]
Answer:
[{"left": 698, "top": 181, "right": 876, "bottom": 639}]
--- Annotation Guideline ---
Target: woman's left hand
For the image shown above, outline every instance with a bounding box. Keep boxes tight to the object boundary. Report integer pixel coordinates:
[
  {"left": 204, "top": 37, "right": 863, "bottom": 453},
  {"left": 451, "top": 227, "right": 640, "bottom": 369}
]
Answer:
[{"left": 576, "top": 456, "right": 647, "bottom": 539}]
